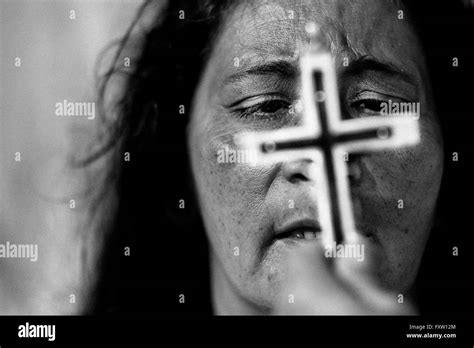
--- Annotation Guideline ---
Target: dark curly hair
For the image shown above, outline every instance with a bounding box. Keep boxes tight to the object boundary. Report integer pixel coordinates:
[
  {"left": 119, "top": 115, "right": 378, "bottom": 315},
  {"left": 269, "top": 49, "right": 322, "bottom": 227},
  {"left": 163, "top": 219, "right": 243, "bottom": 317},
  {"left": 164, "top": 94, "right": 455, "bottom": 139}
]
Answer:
[{"left": 83, "top": 0, "right": 474, "bottom": 315}]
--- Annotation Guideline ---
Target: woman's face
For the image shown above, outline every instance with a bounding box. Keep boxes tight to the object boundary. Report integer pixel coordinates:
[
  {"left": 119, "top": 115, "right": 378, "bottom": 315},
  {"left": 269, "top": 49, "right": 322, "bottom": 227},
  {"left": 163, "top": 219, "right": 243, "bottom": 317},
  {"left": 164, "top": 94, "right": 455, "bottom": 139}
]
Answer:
[{"left": 188, "top": 0, "right": 443, "bottom": 313}]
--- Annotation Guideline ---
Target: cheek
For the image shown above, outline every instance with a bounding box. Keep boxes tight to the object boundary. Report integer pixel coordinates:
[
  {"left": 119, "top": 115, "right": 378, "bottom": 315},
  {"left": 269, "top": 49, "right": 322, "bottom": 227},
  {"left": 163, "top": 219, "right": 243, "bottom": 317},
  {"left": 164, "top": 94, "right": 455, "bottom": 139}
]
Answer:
[
  {"left": 190, "top": 116, "right": 274, "bottom": 266},
  {"left": 355, "top": 118, "right": 443, "bottom": 288},
  {"left": 370, "top": 118, "right": 442, "bottom": 217}
]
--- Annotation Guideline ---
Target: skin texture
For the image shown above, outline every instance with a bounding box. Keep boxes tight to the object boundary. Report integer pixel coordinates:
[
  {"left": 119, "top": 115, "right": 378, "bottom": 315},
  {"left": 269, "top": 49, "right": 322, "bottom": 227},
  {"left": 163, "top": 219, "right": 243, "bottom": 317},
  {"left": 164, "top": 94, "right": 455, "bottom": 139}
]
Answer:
[{"left": 188, "top": 0, "right": 443, "bottom": 314}]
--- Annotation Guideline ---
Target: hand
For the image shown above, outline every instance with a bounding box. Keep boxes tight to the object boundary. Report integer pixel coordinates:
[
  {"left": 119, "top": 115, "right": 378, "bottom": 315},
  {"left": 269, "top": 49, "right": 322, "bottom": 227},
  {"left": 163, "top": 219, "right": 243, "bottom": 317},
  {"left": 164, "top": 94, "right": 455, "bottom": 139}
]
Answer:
[{"left": 274, "top": 236, "right": 416, "bottom": 315}]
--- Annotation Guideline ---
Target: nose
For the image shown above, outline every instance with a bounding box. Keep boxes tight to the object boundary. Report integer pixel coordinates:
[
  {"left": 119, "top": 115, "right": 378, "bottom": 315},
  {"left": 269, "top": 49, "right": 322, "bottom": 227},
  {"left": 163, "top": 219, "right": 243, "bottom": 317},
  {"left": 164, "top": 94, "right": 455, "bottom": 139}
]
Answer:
[{"left": 281, "top": 158, "right": 316, "bottom": 184}]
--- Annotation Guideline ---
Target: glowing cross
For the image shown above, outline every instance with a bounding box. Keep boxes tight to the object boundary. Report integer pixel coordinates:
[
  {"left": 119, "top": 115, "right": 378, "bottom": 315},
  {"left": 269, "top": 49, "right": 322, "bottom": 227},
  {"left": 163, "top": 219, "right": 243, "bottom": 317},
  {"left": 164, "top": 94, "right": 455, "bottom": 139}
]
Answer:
[{"left": 236, "top": 23, "right": 420, "bottom": 248}]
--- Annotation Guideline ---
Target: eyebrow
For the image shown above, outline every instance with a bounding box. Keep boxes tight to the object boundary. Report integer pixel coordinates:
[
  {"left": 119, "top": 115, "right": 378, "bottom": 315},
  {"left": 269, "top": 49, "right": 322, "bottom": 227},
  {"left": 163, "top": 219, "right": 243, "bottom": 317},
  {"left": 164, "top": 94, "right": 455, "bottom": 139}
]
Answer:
[
  {"left": 223, "top": 60, "right": 298, "bottom": 85},
  {"left": 342, "top": 56, "right": 418, "bottom": 88},
  {"left": 222, "top": 55, "right": 418, "bottom": 91}
]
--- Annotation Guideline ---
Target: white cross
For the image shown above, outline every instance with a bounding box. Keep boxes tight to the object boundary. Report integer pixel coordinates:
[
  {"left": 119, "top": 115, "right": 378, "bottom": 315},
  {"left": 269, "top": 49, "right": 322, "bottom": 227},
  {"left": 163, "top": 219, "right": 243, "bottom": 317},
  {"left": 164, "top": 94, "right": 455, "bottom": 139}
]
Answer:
[{"left": 236, "top": 24, "right": 420, "bottom": 248}]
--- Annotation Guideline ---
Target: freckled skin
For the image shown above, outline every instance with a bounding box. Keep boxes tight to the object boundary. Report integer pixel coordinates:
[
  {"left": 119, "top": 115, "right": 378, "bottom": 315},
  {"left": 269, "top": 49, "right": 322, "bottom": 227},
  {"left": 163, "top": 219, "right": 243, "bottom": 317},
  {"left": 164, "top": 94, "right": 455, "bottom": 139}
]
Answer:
[{"left": 188, "top": 0, "right": 443, "bottom": 314}]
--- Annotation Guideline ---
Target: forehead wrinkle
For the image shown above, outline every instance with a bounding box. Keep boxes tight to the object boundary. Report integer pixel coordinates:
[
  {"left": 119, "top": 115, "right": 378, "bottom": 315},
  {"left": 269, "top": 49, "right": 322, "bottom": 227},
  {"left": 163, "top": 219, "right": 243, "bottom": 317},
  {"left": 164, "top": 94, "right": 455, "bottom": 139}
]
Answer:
[
  {"left": 228, "top": 0, "right": 326, "bottom": 65},
  {"left": 208, "top": 0, "right": 426, "bottom": 100},
  {"left": 225, "top": 0, "right": 370, "bottom": 70},
  {"left": 233, "top": 3, "right": 362, "bottom": 65},
  {"left": 315, "top": 0, "right": 422, "bottom": 82},
  {"left": 233, "top": 20, "right": 300, "bottom": 64}
]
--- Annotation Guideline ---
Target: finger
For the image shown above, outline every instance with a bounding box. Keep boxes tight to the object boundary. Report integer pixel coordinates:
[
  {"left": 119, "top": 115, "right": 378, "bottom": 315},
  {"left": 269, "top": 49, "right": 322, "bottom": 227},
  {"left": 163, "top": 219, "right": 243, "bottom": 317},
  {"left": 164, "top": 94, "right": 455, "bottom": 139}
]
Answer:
[{"left": 275, "top": 241, "right": 368, "bottom": 315}]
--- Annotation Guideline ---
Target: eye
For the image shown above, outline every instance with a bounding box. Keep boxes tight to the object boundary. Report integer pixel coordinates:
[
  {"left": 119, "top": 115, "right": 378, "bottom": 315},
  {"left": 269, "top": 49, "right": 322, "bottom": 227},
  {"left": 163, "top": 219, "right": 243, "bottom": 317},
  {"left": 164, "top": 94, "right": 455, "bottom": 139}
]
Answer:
[
  {"left": 351, "top": 98, "right": 385, "bottom": 116},
  {"left": 347, "top": 90, "right": 413, "bottom": 119},
  {"left": 255, "top": 100, "right": 289, "bottom": 115},
  {"left": 235, "top": 99, "right": 291, "bottom": 121}
]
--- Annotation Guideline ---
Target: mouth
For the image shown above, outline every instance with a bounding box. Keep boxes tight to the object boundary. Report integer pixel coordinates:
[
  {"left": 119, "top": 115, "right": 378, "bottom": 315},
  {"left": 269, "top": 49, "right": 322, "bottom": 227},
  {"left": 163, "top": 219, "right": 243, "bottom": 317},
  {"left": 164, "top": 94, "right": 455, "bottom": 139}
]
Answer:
[{"left": 274, "top": 218, "right": 322, "bottom": 242}]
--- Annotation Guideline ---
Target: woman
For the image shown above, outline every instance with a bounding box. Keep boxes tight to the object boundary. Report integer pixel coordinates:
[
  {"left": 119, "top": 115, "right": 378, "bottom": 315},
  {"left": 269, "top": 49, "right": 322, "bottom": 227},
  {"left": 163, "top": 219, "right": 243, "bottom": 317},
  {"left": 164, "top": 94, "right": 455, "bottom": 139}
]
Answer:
[{"left": 88, "top": 0, "right": 473, "bottom": 315}]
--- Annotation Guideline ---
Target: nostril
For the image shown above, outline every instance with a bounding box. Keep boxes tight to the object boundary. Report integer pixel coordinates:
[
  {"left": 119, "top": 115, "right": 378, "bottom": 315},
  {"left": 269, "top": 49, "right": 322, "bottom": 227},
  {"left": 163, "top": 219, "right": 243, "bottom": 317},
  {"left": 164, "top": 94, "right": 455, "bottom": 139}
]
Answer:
[
  {"left": 289, "top": 172, "right": 308, "bottom": 183},
  {"left": 349, "top": 163, "right": 361, "bottom": 179},
  {"left": 348, "top": 158, "right": 362, "bottom": 185},
  {"left": 282, "top": 159, "right": 314, "bottom": 183}
]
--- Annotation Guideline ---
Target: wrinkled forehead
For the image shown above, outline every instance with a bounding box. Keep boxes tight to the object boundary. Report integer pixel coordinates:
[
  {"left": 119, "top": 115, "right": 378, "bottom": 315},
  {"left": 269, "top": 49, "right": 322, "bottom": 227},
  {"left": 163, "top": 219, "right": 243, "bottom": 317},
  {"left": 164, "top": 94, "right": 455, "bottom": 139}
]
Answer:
[{"left": 209, "top": 0, "right": 422, "bottom": 80}]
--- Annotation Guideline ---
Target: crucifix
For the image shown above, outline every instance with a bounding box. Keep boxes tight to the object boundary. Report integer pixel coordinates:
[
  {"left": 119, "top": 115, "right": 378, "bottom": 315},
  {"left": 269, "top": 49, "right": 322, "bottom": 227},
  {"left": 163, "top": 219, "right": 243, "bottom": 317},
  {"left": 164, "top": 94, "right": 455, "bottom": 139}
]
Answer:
[{"left": 236, "top": 23, "right": 420, "bottom": 248}]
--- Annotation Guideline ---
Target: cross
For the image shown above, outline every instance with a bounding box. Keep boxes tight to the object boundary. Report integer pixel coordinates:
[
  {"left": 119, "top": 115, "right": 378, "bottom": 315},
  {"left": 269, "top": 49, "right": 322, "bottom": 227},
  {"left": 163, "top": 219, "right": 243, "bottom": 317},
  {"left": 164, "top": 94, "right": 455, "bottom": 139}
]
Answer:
[{"left": 236, "top": 23, "right": 420, "bottom": 248}]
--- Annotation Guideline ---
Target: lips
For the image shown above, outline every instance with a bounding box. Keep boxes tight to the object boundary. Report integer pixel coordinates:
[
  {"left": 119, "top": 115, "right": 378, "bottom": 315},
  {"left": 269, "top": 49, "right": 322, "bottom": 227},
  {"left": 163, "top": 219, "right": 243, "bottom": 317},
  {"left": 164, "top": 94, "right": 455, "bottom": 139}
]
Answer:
[{"left": 274, "top": 218, "right": 322, "bottom": 241}]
